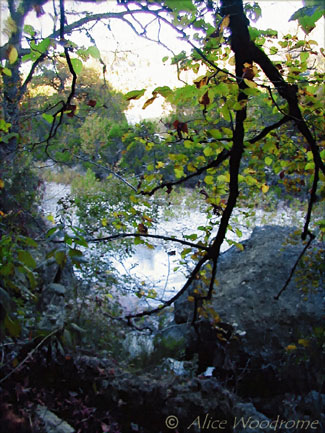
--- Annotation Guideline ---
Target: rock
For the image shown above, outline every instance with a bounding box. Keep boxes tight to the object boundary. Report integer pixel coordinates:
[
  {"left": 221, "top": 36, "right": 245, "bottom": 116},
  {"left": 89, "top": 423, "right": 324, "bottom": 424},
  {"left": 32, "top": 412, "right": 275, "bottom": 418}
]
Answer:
[
  {"left": 36, "top": 256, "right": 78, "bottom": 330},
  {"left": 35, "top": 405, "right": 75, "bottom": 433},
  {"left": 171, "top": 226, "right": 324, "bottom": 397},
  {"left": 174, "top": 226, "right": 324, "bottom": 356},
  {"left": 232, "top": 402, "right": 271, "bottom": 433},
  {"left": 154, "top": 323, "right": 192, "bottom": 359}
]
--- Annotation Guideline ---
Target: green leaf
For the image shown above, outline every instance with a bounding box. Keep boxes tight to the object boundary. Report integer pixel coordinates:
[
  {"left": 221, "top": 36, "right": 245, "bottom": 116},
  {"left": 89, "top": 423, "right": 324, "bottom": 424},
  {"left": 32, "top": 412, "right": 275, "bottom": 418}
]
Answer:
[
  {"left": 24, "top": 24, "right": 35, "bottom": 36},
  {"left": 0, "top": 287, "right": 11, "bottom": 313},
  {"left": 21, "top": 237, "right": 38, "bottom": 248},
  {"left": 204, "top": 175, "right": 214, "bottom": 185},
  {"left": 124, "top": 89, "right": 146, "bottom": 101},
  {"left": 0, "top": 263, "right": 14, "bottom": 277},
  {"left": 300, "top": 51, "right": 309, "bottom": 62},
  {"left": 46, "top": 227, "right": 58, "bottom": 238},
  {"left": 42, "top": 113, "right": 54, "bottom": 124},
  {"left": 55, "top": 250, "right": 66, "bottom": 266},
  {"left": 22, "top": 53, "right": 33, "bottom": 62},
  {"left": 36, "top": 38, "right": 51, "bottom": 54},
  {"left": 162, "top": 56, "right": 169, "bottom": 62},
  {"left": 269, "top": 46, "right": 278, "bottom": 55},
  {"left": 164, "top": 0, "right": 196, "bottom": 12},
  {"left": 235, "top": 228, "right": 242, "bottom": 238},
  {"left": 181, "top": 247, "right": 192, "bottom": 258},
  {"left": 153, "top": 86, "right": 172, "bottom": 98},
  {"left": 4, "top": 314, "right": 21, "bottom": 337},
  {"left": 18, "top": 250, "right": 36, "bottom": 269},
  {"left": 8, "top": 46, "right": 18, "bottom": 64},
  {"left": 174, "top": 167, "right": 184, "bottom": 178},
  {"left": 68, "top": 248, "right": 83, "bottom": 257},
  {"left": 290, "top": 5, "right": 324, "bottom": 34},
  {"left": 265, "top": 156, "right": 273, "bottom": 166},
  {"left": 207, "top": 129, "right": 222, "bottom": 139},
  {"left": 242, "top": 87, "right": 260, "bottom": 96},
  {"left": 2, "top": 67, "right": 12, "bottom": 76},
  {"left": 71, "top": 58, "right": 83, "bottom": 75},
  {"left": 305, "top": 161, "right": 315, "bottom": 170},
  {"left": 87, "top": 46, "right": 101, "bottom": 59},
  {"left": 184, "top": 233, "right": 198, "bottom": 241},
  {"left": 203, "top": 147, "right": 214, "bottom": 157},
  {"left": 220, "top": 105, "right": 231, "bottom": 122}
]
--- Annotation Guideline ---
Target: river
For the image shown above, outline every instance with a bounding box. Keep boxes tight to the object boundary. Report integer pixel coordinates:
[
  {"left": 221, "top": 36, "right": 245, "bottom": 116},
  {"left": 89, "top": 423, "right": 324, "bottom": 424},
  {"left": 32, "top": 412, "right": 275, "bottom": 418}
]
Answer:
[{"left": 40, "top": 181, "right": 305, "bottom": 304}]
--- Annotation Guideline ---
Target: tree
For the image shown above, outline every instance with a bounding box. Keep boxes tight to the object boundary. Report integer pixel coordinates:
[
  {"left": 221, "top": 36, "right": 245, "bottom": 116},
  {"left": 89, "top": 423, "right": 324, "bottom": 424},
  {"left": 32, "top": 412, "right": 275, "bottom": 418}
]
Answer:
[{"left": 0, "top": 0, "right": 324, "bottom": 336}]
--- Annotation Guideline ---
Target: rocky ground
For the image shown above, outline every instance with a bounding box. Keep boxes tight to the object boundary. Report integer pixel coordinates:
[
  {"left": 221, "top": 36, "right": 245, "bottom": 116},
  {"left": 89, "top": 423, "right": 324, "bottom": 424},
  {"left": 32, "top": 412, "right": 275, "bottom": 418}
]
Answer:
[{"left": 0, "top": 226, "right": 324, "bottom": 432}]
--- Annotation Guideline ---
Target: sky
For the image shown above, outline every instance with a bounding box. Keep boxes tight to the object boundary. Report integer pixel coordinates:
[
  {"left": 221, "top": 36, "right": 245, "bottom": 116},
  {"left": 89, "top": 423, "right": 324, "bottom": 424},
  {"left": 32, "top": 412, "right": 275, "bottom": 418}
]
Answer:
[{"left": 1, "top": 1, "right": 324, "bottom": 122}]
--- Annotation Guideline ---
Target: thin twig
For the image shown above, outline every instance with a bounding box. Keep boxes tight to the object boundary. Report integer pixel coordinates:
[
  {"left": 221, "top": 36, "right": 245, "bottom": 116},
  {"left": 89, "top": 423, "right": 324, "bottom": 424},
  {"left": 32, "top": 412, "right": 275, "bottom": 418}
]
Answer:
[
  {"left": 52, "top": 232, "right": 209, "bottom": 251},
  {"left": 0, "top": 328, "right": 61, "bottom": 385},
  {"left": 75, "top": 155, "right": 137, "bottom": 192},
  {"left": 274, "top": 232, "right": 315, "bottom": 300}
]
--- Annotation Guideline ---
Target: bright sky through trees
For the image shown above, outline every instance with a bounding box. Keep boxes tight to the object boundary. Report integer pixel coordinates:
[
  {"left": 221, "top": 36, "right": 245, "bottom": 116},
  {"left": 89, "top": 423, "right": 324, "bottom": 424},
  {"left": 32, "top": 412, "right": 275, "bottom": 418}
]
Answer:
[{"left": 1, "top": 0, "right": 324, "bottom": 122}]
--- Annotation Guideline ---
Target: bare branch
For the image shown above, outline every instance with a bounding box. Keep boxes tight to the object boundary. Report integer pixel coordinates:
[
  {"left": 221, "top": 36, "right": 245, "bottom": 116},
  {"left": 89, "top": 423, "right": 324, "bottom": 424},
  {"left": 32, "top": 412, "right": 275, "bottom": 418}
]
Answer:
[
  {"left": 19, "top": 53, "right": 47, "bottom": 99},
  {"left": 125, "top": 254, "right": 209, "bottom": 320},
  {"left": 52, "top": 232, "right": 209, "bottom": 251},
  {"left": 0, "top": 328, "right": 61, "bottom": 385},
  {"left": 274, "top": 232, "right": 315, "bottom": 300},
  {"left": 74, "top": 155, "right": 137, "bottom": 191},
  {"left": 302, "top": 166, "right": 319, "bottom": 241}
]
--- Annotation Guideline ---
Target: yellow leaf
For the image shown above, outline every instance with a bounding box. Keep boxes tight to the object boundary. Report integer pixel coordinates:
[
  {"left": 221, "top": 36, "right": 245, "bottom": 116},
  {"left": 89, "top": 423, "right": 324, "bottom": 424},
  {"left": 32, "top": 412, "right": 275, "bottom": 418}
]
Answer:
[
  {"left": 236, "top": 242, "right": 244, "bottom": 251},
  {"left": 101, "top": 218, "right": 107, "bottom": 227},
  {"left": 46, "top": 214, "right": 55, "bottom": 223},
  {"left": 298, "top": 338, "right": 309, "bottom": 347},
  {"left": 8, "top": 46, "right": 18, "bottom": 64},
  {"left": 244, "top": 78, "right": 257, "bottom": 88},
  {"left": 261, "top": 184, "right": 269, "bottom": 194},
  {"left": 187, "top": 296, "right": 195, "bottom": 302},
  {"left": 0, "top": 210, "right": 5, "bottom": 217},
  {"left": 142, "top": 95, "right": 157, "bottom": 110},
  {"left": 220, "top": 15, "right": 230, "bottom": 32},
  {"left": 286, "top": 344, "right": 297, "bottom": 351},
  {"left": 0, "top": 179, "right": 4, "bottom": 189},
  {"left": 213, "top": 314, "right": 221, "bottom": 324}
]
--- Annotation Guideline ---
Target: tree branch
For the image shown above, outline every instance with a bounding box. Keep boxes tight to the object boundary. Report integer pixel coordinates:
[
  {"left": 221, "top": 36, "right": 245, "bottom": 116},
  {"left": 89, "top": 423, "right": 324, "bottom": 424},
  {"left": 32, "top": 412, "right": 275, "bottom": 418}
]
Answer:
[
  {"left": 125, "top": 254, "right": 209, "bottom": 320},
  {"left": 251, "top": 43, "right": 325, "bottom": 176},
  {"left": 19, "top": 53, "right": 47, "bottom": 99},
  {"left": 274, "top": 232, "right": 315, "bottom": 300},
  {"left": 302, "top": 166, "right": 319, "bottom": 241},
  {"left": 140, "top": 149, "right": 230, "bottom": 196},
  {"left": 125, "top": 0, "right": 251, "bottom": 323},
  {"left": 248, "top": 115, "right": 291, "bottom": 144},
  {"left": 75, "top": 155, "right": 137, "bottom": 192},
  {"left": 53, "top": 232, "right": 209, "bottom": 251}
]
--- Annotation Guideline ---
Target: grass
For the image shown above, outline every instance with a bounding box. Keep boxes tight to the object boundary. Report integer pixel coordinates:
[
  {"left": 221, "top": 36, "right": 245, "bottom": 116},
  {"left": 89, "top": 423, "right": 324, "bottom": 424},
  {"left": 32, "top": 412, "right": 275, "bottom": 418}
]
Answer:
[{"left": 39, "top": 165, "right": 81, "bottom": 185}]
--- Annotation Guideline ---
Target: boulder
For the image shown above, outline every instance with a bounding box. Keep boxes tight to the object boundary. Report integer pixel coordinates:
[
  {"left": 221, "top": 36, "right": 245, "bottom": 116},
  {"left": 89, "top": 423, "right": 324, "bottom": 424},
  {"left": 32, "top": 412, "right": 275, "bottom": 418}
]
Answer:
[{"left": 174, "top": 226, "right": 324, "bottom": 356}]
